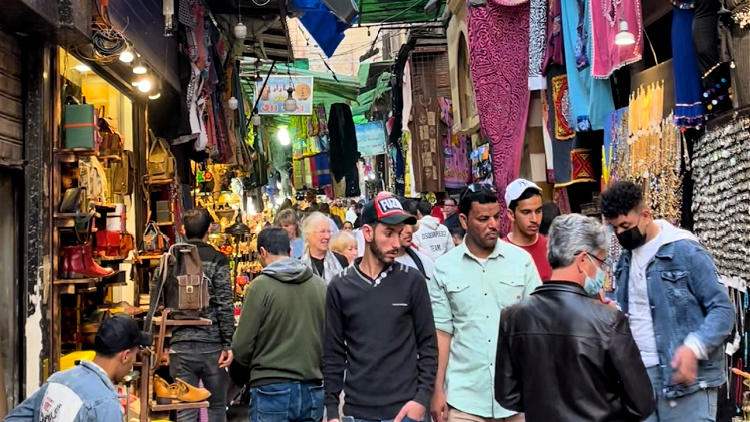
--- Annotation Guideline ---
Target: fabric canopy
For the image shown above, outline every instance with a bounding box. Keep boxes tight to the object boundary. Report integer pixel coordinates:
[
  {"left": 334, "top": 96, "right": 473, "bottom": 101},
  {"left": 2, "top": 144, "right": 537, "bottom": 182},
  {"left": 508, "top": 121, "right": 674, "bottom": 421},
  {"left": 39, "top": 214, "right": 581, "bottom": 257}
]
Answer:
[
  {"left": 357, "top": 0, "right": 443, "bottom": 24},
  {"left": 289, "top": 0, "right": 355, "bottom": 57}
]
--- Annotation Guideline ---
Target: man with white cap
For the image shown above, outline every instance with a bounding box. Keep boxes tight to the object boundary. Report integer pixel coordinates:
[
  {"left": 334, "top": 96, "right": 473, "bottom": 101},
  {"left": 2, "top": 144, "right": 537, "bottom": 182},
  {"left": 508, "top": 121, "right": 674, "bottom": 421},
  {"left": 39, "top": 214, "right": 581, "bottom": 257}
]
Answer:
[{"left": 502, "top": 179, "right": 552, "bottom": 281}]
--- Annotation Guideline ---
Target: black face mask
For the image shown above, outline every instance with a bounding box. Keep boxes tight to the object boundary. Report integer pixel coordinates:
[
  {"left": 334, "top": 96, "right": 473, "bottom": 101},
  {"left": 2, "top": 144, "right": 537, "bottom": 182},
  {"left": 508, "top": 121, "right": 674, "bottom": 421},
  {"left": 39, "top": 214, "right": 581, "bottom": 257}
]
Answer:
[{"left": 616, "top": 221, "right": 647, "bottom": 251}]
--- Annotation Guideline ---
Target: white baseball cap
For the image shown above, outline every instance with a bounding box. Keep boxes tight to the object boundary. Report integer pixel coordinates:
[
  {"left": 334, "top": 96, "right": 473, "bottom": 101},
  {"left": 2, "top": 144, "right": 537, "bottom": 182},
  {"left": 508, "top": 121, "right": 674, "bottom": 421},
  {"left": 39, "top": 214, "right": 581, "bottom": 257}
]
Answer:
[{"left": 504, "top": 179, "right": 542, "bottom": 206}]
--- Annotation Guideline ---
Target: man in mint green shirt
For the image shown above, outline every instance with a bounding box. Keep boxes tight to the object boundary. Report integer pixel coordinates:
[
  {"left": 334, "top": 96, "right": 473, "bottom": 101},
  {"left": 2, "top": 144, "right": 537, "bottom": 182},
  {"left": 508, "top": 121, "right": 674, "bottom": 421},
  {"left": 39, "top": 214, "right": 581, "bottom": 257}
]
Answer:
[{"left": 428, "top": 184, "right": 541, "bottom": 422}]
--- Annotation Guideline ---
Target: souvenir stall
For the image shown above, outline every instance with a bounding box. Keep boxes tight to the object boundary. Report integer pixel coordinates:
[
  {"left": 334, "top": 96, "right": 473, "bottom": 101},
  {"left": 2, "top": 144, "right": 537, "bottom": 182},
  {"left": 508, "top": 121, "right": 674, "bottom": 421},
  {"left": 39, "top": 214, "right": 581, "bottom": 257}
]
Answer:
[{"left": 692, "top": 107, "right": 750, "bottom": 420}]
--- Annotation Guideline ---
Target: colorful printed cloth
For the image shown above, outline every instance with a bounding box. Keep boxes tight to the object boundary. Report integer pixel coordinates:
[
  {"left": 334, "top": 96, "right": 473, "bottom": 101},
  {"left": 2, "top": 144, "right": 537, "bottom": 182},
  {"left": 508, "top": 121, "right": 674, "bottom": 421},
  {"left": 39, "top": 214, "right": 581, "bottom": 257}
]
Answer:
[
  {"left": 529, "top": 0, "right": 548, "bottom": 89},
  {"left": 440, "top": 98, "right": 471, "bottom": 189},
  {"left": 560, "top": 0, "right": 615, "bottom": 130},
  {"left": 590, "top": 0, "right": 643, "bottom": 78}
]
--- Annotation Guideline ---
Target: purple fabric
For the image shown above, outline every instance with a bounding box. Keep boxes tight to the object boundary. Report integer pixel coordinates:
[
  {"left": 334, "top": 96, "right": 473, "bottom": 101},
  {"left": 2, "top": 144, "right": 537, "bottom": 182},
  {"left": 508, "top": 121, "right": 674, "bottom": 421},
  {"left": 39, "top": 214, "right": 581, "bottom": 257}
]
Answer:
[{"left": 467, "top": 0, "right": 531, "bottom": 234}]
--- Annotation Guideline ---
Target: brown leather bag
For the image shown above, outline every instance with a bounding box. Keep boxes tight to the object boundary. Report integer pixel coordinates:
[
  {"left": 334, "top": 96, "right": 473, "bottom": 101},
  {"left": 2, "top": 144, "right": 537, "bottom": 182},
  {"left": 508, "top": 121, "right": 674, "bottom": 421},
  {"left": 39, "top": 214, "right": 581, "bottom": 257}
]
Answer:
[
  {"left": 146, "top": 243, "right": 209, "bottom": 322},
  {"left": 142, "top": 221, "right": 170, "bottom": 253},
  {"left": 119, "top": 232, "right": 135, "bottom": 257},
  {"left": 111, "top": 150, "right": 135, "bottom": 196},
  {"left": 147, "top": 131, "right": 175, "bottom": 180}
]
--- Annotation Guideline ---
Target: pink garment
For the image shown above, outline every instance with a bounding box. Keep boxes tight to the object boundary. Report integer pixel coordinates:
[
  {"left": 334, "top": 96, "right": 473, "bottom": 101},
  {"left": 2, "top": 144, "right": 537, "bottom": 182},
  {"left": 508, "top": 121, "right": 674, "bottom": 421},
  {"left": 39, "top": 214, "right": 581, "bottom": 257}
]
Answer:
[
  {"left": 590, "top": 0, "right": 643, "bottom": 78},
  {"left": 467, "top": 0, "right": 531, "bottom": 234},
  {"left": 440, "top": 98, "right": 470, "bottom": 189}
]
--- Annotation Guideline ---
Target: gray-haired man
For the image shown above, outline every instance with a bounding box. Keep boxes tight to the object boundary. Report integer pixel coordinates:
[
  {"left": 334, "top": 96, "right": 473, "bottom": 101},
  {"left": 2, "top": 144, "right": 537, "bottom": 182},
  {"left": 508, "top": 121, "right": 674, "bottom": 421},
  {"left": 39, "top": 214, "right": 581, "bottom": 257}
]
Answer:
[{"left": 494, "top": 214, "right": 655, "bottom": 422}]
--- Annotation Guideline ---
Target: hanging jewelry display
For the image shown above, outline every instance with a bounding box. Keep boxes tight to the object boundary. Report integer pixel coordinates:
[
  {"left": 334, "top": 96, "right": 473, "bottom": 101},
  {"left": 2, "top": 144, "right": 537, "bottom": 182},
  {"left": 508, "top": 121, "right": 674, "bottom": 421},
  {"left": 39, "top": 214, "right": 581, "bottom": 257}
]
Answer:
[{"left": 692, "top": 114, "right": 750, "bottom": 283}]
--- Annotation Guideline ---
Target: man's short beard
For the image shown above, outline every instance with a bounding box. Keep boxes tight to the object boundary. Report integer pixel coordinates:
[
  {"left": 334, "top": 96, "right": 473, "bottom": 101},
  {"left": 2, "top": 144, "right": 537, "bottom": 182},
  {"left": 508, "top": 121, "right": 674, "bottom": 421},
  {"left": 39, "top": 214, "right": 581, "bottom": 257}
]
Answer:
[{"left": 368, "top": 236, "right": 396, "bottom": 264}]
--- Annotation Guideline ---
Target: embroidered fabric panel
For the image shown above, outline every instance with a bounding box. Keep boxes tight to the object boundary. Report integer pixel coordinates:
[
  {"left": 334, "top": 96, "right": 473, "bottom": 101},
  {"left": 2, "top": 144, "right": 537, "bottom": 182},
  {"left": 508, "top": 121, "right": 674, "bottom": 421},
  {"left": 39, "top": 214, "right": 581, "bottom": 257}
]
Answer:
[
  {"left": 550, "top": 74, "right": 576, "bottom": 140},
  {"left": 570, "top": 148, "right": 596, "bottom": 182},
  {"left": 590, "top": 0, "right": 643, "bottom": 78},
  {"left": 467, "top": 0, "right": 531, "bottom": 234},
  {"left": 529, "top": 0, "right": 548, "bottom": 89}
]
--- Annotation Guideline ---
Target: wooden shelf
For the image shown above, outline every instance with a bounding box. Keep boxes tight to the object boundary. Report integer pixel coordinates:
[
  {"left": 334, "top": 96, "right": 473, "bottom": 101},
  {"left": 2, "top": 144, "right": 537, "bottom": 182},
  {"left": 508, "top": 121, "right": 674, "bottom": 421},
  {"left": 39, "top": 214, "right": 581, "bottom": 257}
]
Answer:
[
  {"left": 98, "top": 155, "right": 121, "bottom": 161},
  {"left": 150, "top": 401, "right": 209, "bottom": 412},
  {"left": 55, "top": 148, "right": 98, "bottom": 162},
  {"left": 90, "top": 202, "right": 116, "bottom": 212},
  {"left": 54, "top": 277, "right": 101, "bottom": 285},
  {"left": 155, "top": 221, "right": 173, "bottom": 227},
  {"left": 136, "top": 253, "right": 165, "bottom": 261},
  {"left": 96, "top": 256, "right": 127, "bottom": 262}
]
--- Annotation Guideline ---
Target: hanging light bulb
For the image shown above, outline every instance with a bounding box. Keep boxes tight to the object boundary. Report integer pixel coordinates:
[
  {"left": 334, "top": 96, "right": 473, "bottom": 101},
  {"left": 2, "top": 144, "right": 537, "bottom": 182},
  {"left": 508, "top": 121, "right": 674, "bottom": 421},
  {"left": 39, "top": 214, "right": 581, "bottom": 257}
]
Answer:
[
  {"left": 254, "top": 71, "right": 263, "bottom": 82},
  {"left": 132, "top": 59, "right": 147, "bottom": 75},
  {"left": 74, "top": 64, "right": 91, "bottom": 72},
  {"left": 284, "top": 87, "right": 297, "bottom": 113},
  {"left": 228, "top": 96, "right": 239, "bottom": 110},
  {"left": 119, "top": 47, "right": 135, "bottom": 63},
  {"left": 148, "top": 79, "right": 163, "bottom": 100},
  {"left": 614, "top": 20, "right": 635, "bottom": 46},
  {"left": 252, "top": 109, "right": 261, "bottom": 126},
  {"left": 277, "top": 126, "right": 291, "bottom": 146},
  {"left": 137, "top": 77, "right": 153, "bottom": 93},
  {"left": 234, "top": 22, "right": 247, "bottom": 39}
]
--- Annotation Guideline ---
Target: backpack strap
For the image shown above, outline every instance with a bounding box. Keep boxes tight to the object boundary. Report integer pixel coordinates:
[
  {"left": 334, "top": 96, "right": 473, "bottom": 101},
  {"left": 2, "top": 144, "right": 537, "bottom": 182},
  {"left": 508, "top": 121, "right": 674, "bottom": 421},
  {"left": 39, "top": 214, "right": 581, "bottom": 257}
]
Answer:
[
  {"left": 405, "top": 247, "right": 427, "bottom": 279},
  {"left": 144, "top": 245, "right": 176, "bottom": 334}
]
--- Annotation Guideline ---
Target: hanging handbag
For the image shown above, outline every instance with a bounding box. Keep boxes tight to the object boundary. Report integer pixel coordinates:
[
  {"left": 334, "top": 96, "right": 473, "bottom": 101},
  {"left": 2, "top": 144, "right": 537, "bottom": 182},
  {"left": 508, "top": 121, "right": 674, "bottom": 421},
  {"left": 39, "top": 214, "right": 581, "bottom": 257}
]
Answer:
[
  {"left": 111, "top": 150, "right": 135, "bottom": 196},
  {"left": 142, "top": 221, "right": 170, "bottom": 253},
  {"left": 95, "top": 230, "right": 122, "bottom": 257},
  {"left": 64, "top": 104, "right": 96, "bottom": 150},
  {"left": 120, "top": 232, "right": 135, "bottom": 257},
  {"left": 59, "top": 187, "right": 85, "bottom": 213},
  {"left": 147, "top": 131, "right": 176, "bottom": 180}
]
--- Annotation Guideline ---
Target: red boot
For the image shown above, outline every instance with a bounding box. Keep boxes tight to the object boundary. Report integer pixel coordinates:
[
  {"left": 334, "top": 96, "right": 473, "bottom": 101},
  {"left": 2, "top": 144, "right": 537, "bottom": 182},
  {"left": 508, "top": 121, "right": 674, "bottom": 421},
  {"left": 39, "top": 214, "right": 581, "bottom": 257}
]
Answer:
[
  {"left": 68, "top": 244, "right": 115, "bottom": 278},
  {"left": 60, "top": 247, "right": 72, "bottom": 279}
]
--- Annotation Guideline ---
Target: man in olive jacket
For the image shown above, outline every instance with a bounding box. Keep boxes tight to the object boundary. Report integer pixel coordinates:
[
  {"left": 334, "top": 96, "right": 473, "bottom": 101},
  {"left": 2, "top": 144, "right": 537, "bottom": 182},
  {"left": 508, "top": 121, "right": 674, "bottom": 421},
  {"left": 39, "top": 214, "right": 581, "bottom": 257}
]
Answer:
[{"left": 233, "top": 227, "right": 327, "bottom": 422}]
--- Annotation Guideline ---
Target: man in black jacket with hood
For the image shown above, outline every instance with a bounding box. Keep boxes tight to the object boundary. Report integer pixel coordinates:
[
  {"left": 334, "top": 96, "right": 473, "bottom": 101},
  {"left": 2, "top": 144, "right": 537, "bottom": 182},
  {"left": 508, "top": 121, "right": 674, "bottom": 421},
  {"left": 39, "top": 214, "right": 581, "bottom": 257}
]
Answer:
[{"left": 495, "top": 214, "right": 655, "bottom": 422}]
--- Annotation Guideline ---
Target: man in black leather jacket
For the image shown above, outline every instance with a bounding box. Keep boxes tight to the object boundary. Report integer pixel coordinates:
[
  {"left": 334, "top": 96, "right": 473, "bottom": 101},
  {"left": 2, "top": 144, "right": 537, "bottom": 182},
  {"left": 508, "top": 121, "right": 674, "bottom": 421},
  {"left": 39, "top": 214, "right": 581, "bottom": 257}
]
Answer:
[{"left": 494, "top": 214, "right": 656, "bottom": 422}]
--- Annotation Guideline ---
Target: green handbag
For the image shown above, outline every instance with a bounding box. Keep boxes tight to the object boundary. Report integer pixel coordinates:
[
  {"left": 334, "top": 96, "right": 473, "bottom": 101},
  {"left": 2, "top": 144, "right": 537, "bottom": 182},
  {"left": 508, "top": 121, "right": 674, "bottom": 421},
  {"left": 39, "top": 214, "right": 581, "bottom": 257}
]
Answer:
[{"left": 64, "top": 104, "right": 96, "bottom": 150}]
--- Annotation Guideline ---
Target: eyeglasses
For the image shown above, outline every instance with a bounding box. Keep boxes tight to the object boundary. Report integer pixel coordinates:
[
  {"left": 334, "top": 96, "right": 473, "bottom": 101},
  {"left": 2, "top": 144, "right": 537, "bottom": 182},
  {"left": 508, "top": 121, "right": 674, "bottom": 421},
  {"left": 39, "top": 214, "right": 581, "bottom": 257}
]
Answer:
[
  {"left": 587, "top": 254, "right": 611, "bottom": 273},
  {"left": 459, "top": 183, "right": 497, "bottom": 204}
]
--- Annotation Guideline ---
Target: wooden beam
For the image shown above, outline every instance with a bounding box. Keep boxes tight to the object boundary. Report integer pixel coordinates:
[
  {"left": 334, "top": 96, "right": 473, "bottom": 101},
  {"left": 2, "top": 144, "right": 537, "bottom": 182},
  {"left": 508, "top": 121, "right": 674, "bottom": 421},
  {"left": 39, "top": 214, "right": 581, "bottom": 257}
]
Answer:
[{"left": 643, "top": 0, "right": 672, "bottom": 27}]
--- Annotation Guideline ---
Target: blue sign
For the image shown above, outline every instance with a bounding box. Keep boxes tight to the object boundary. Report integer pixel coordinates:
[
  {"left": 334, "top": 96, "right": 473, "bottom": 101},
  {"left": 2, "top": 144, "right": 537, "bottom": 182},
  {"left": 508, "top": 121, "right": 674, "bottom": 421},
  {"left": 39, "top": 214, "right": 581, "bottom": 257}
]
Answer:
[{"left": 355, "top": 121, "right": 386, "bottom": 157}]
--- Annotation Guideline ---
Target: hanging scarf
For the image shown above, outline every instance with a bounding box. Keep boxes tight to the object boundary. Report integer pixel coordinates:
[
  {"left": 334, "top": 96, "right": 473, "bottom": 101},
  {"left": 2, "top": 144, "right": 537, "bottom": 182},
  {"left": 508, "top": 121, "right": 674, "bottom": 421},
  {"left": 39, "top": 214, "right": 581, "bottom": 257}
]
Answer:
[
  {"left": 301, "top": 246, "right": 344, "bottom": 284},
  {"left": 590, "top": 0, "right": 643, "bottom": 78},
  {"left": 560, "top": 0, "right": 615, "bottom": 130}
]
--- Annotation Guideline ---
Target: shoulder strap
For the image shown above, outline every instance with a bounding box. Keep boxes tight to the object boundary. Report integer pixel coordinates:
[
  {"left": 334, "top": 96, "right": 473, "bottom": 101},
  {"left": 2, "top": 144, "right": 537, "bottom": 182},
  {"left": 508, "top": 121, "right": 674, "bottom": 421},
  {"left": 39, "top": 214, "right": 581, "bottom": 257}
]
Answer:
[
  {"left": 144, "top": 247, "right": 176, "bottom": 334},
  {"left": 405, "top": 248, "right": 427, "bottom": 279}
]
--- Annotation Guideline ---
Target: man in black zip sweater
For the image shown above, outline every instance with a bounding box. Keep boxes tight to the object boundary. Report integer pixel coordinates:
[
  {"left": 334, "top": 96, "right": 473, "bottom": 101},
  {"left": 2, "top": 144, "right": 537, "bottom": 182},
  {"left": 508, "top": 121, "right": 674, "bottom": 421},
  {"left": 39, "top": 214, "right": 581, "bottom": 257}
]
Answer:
[{"left": 323, "top": 192, "right": 438, "bottom": 422}]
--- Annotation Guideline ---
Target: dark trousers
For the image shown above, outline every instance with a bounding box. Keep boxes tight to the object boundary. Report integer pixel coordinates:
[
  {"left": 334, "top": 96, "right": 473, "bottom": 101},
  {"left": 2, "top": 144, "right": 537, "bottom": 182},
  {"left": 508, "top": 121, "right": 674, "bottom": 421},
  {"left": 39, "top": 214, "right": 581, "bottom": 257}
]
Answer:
[
  {"left": 250, "top": 381, "right": 323, "bottom": 422},
  {"left": 170, "top": 350, "right": 229, "bottom": 422}
]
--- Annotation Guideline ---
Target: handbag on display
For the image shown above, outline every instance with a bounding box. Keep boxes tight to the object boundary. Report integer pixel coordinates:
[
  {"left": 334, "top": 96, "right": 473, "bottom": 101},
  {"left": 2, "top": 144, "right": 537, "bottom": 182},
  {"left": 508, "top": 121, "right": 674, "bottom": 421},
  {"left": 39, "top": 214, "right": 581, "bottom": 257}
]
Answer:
[
  {"left": 95, "top": 230, "right": 122, "bottom": 257},
  {"left": 111, "top": 150, "right": 135, "bottom": 196},
  {"left": 79, "top": 156, "right": 109, "bottom": 204},
  {"left": 64, "top": 103, "right": 97, "bottom": 150},
  {"left": 147, "top": 131, "right": 176, "bottom": 181},
  {"left": 59, "top": 187, "right": 86, "bottom": 213},
  {"left": 142, "top": 221, "right": 170, "bottom": 253},
  {"left": 120, "top": 232, "right": 135, "bottom": 257},
  {"left": 97, "top": 107, "right": 125, "bottom": 157}
]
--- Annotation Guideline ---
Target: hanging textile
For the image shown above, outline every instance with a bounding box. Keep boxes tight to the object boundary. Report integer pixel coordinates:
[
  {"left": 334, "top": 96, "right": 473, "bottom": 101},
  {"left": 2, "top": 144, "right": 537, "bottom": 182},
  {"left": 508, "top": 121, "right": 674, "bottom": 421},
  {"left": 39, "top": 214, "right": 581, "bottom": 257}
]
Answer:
[
  {"left": 542, "top": 0, "right": 565, "bottom": 73},
  {"left": 540, "top": 93, "right": 555, "bottom": 180},
  {"left": 529, "top": 0, "right": 548, "bottom": 89},
  {"left": 328, "top": 103, "right": 358, "bottom": 183},
  {"left": 722, "top": 1, "right": 750, "bottom": 108},
  {"left": 545, "top": 65, "right": 599, "bottom": 187},
  {"left": 440, "top": 98, "right": 471, "bottom": 189},
  {"left": 602, "top": 107, "right": 628, "bottom": 189},
  {"left": 312, "top": 153, "right": 332, "bottom": 187},
  {"left": 560, "top": 0, "right": 615, "bottom": 130},
  {"left": 589, "top": 0, "right": 643, "bottom": 78},
  {"left": 672, "top": 7, "right": 706, "bottom": 128},
  {"left": 553, "top": 186, "right": 572, "bottom": 214},
  {"left": 467, "top": 0, "right": 531, "bottom": 233},
  {"left": 410, "top": 99, "right": 447, "bottom": 193}
]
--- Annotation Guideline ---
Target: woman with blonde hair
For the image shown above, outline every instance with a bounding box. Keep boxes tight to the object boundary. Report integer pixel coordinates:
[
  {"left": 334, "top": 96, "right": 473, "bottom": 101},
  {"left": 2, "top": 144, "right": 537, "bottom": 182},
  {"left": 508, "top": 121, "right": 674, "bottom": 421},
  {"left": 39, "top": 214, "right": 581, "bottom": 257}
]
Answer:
[
  {"left": 301, "top": 212, "right": 348, "bottom": 283},
  {"left": 329, "top": 231, "right": 358, "bottom": 265},
  {"left": 276, "top": 208, "right": 305, "bottom": 259}
]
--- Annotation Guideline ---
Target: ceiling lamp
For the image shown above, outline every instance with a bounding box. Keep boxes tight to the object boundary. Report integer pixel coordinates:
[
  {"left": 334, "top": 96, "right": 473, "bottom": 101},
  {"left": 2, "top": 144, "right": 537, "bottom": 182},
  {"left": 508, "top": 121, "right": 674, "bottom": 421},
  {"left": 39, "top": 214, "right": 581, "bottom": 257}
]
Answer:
[
  {"left": 132, "top": 59, "right": 147, "bottom": 75},
  {"left": 149, "top": 79, "right": 163, "bottom": 100},
  {"left": 277, "top": 126, "right": 291, "bottom": 146},
  {"left": 251, "top": 109, "right": 261, "bottom": 126},
  {"left": 235, "top": 22, "right": 247, "bottom": 39},
  {"left": 283, "top": 87, "right": 297, "bottom": 113},
  {"left": 228, "top": 96, "right": 239, "bottom": 110},
  {"left": 74, "top": 64, "right": 91, "bottom": 72},
  {"left": 119, "top": 47, "right": 135, "bottom": 63},
  {"left": 254, "top": 71, "right": 263, "bottom": 82},
  {"left": 137, "top": 77, "right": 153, "bottom": 93},
  {"left": 614, "top": 20, "right": 635, "bottom": 46}
]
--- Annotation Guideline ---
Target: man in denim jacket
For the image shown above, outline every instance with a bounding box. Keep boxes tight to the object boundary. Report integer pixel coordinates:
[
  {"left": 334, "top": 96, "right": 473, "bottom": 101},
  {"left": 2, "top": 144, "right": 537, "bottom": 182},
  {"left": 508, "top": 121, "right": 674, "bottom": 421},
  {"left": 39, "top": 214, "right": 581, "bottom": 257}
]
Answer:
[
  {"left": 4, "top": 315, "right": 150, "bottom": 422},
  {"left": 601, "top": 181, "right": 734, "bottom": 422}
]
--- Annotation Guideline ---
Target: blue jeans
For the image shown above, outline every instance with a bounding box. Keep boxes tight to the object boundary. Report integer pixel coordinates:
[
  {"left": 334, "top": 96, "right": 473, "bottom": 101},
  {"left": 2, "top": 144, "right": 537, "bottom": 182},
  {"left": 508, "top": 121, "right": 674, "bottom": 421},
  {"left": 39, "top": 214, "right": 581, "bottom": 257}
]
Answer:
[
  {"left": 250, "top": 381, "right": 324, "bottom": 422},
  {"left": 644, "top": 366, "right": 718, "bottom": 422},
  {"left": 170, "top": 350, "right": 228, "bottom": 422}
]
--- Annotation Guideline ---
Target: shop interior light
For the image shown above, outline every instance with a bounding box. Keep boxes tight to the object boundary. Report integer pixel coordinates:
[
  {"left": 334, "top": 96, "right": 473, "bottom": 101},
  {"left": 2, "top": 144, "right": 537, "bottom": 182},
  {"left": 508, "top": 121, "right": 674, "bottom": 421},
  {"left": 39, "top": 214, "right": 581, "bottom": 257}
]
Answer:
[
  {"left": 119, "top": 48, "right": 135, "bottom": 63},
  {"left": 228, "top": 96, "right": 239, "bottom": 110},
  {"left": 148, "top": 91, "right": 161, "bottom": 100},
  {"left": 277, "top": 126, "right": 291, "bottom": 146},
  {"left": 283, "top": 87, "right": 297, "bottom": 113},
  {"left": 234, "top": 22, "right": 247, "bottom": 39},
  {"left": 132, "top": 59, "right": 147, "bottom": 75},
  {"left": 251, "top": 109, "right": 261, "bottom": 126},
  {"left": 137, "top": 77, "right": 153, "bottom": 93},
  {"left": 74, "top": 64, "right": 91, "bottom": 72},
  {"left": 614, "top": 20, "right": 635, "bottom": 46}
]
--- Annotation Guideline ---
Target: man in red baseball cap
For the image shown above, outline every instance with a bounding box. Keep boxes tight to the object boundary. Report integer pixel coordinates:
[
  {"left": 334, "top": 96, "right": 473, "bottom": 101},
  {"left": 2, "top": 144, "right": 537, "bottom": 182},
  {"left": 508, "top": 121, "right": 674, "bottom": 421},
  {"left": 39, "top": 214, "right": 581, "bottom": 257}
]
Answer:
[{"left": 323, "top": 192, "right": 437, "bottom": 422}]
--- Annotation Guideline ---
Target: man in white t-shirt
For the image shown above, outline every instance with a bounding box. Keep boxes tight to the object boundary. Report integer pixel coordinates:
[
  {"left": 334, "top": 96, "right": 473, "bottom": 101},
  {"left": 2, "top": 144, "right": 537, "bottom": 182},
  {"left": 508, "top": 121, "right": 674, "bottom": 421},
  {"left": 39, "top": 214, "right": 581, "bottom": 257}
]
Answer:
[
  {"left": 413, "top": 201, "right": 454, "bottom": 261},
  {"left": 395, "top": 221, "right": 435, "bottom": 281}
]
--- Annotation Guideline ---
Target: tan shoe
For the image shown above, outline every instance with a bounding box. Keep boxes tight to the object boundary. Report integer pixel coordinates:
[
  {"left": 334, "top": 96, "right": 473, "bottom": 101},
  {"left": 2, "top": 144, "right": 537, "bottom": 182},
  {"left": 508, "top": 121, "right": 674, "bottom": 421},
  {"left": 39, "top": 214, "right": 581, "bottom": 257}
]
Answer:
[
  {"left": 173, "top": 378, "right": 211, "bottom": 402},
  {"left": 153, "top": 375, "right": 179, "bottom": 404}
]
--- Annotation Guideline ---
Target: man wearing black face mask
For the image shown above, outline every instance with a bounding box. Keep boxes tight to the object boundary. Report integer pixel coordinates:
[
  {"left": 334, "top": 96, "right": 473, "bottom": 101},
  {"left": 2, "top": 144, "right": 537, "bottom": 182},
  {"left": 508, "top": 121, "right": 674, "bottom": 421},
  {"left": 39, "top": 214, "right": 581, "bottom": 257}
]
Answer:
[{"left": 600, "top": 181, "right": 733, "bottom": 422}]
